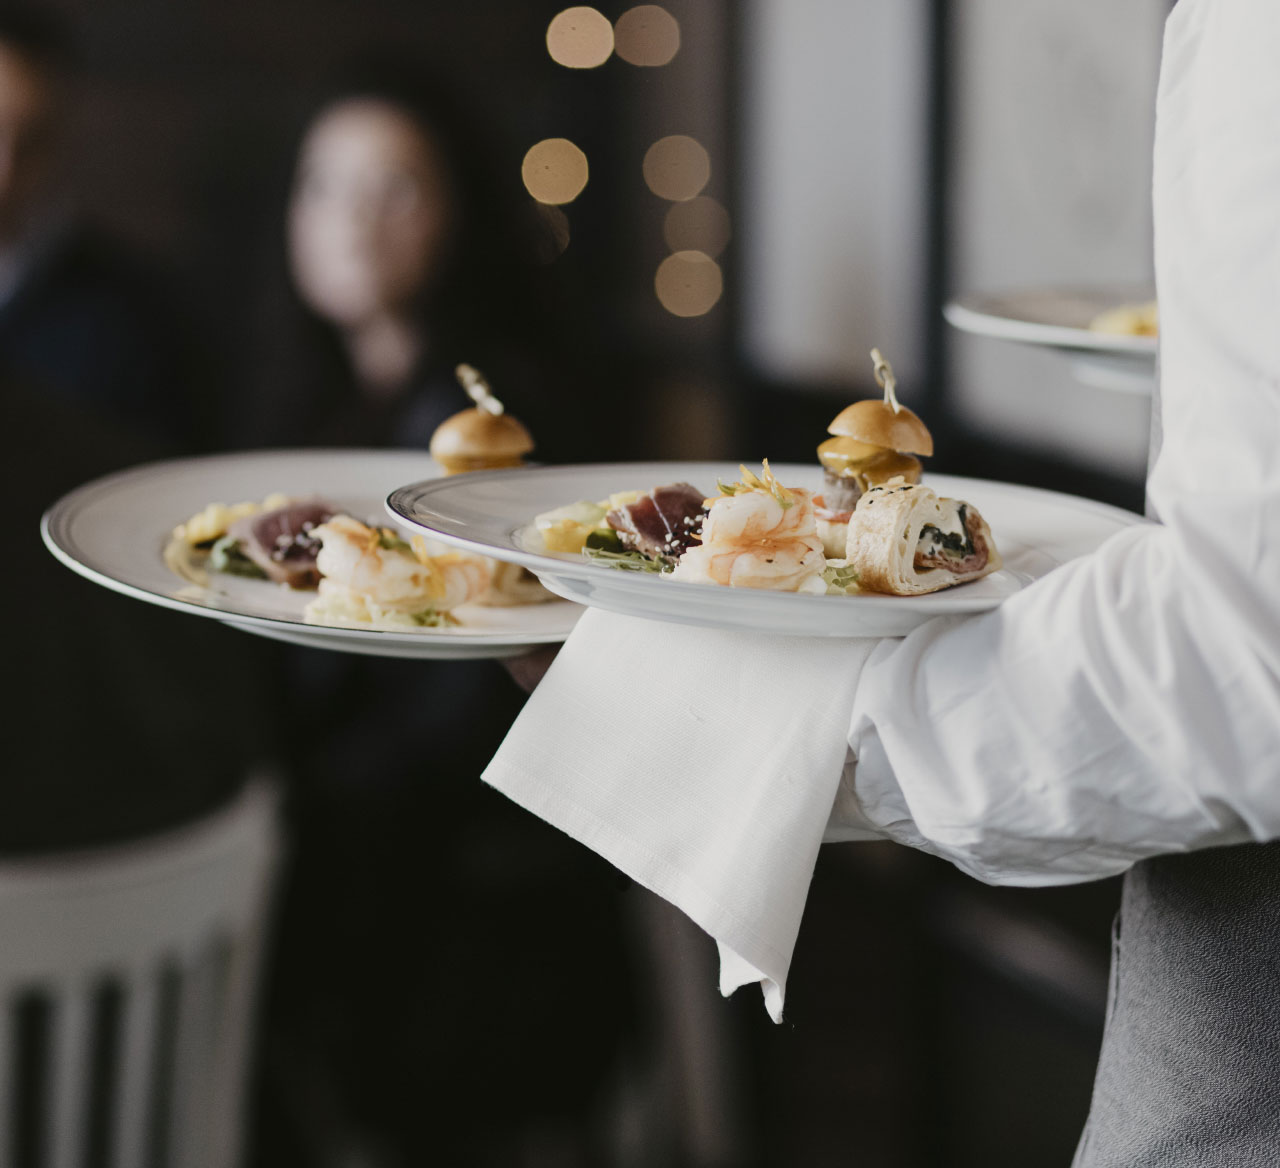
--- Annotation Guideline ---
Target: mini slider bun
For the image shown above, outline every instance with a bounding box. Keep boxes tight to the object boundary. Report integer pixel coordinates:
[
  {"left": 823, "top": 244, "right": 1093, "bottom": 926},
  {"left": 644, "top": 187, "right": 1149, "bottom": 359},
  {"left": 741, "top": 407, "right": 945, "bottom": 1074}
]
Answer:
[
  {"left": 429, "top": 408, "right": 533, "bottom": 474},
  {"left": 429, "top": 364, "right": 554, "bottom": 606},
  {"left": 815, "top": 349, "right": 932, "bottom": 557},
  {"left": 825, "top": 398, "right": 933, "bottom": 457},
  {"left": 429, "top": 364, "right": 534, "bottom": 475}
]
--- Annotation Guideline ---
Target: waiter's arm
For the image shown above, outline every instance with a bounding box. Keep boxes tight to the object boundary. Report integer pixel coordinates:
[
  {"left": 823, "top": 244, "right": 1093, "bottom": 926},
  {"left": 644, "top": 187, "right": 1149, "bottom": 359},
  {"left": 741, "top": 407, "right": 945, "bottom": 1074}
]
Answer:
[{"left": 838, "top": 0, "right": 1280, "bottom": 886}]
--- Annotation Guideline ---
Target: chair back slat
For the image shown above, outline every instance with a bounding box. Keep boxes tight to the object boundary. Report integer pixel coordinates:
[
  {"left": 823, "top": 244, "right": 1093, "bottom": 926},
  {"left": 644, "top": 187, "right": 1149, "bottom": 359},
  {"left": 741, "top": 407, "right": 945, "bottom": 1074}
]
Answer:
[{"left": 0, "top": 781, "right": 282, "bottom": 1168}]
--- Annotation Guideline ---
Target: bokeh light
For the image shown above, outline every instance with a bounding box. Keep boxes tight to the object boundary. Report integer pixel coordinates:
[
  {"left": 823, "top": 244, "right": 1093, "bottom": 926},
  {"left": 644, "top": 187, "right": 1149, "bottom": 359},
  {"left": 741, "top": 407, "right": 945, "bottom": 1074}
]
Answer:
[
  {"left": 655, "top": 250, "right": 722, "bottom": 317},
  {"left": 522, "top": 138, "right": 589, "bottom": 205},
  {"left": 546, "top": 7, "right": 614, "bottom": 69},
  {"left": 642, "top": 135, "right": 710, "bottom": 202},
  {"left": 614, "top": 5, "right": 681, "bottom": 67},
  {"left": 663, "top": 196, "right": 731, "bottom": 258}
]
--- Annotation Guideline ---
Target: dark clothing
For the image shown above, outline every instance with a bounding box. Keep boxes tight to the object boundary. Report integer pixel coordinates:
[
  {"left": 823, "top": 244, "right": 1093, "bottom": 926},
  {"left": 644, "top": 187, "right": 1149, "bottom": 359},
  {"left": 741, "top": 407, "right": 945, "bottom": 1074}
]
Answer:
[
  {"left": 240, "top": 342, "right": 613, "bottom": 466},
  {"left": 1074, "top": 843, "right": 1280, "bottom": 1167},
  {"left": 250, "top": 355, "right": 500, "bottom": 454},
  {"left": 11, "top": 379, "right": 267, "bottom": 854},
  {"left": 0, "top": 225, "right": 210, "bottom": 450},
  {"left": 256, "top": 649, "right": 636, "bottom": 1164},
  {"left": 240, "top": 351, "right": 638, "bottom": 1163},
  {"left": 8, "top": 219, "right": 265, "bottom": 851}
]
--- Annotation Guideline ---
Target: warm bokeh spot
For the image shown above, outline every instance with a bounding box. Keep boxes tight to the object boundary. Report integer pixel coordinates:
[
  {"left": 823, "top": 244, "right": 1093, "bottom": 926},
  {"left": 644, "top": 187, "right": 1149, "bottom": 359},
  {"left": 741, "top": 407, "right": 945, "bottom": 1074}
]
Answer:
[
  {"left": 663, "top": 195, "right": 731, "bottom": 258},
  {"left": 655, "top": 249, "right": 722, "bottom": 317},
  {"left": 642, "top": 135, "right": 710, "bottom": 202},
  {"left": 546, "top": 7, "right": 615, "bottom": 69},
  {"left": 522, "top": 138, "right": 589, "bottom": 204},
  {"left": 614, "top": 5, "right": 681, "bottom": 67}
]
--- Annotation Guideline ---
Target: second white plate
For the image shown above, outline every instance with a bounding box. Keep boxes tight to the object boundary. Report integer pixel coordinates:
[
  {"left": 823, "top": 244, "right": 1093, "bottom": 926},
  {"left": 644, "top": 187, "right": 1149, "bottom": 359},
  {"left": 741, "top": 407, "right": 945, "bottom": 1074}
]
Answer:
[
  {"left": 387, "top": 461, "right": 1147, "bottom": 638},
  {"left": 945, "top": 285, "right": 1158, "bottom": 395},
  {"left": 42, "top": 449, "right": 582, "bottom": 660}
]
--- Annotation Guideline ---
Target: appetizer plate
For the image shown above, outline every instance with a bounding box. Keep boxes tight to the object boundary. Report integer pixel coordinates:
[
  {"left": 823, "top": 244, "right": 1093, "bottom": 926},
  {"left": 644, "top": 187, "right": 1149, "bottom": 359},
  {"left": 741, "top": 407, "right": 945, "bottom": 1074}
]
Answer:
[
  {"left": 41, "top": 449, "right": 582, "bottom": 660},
  {"left": 387, "top": 461, "right": 1148, "bottom": 639},
  {"left": 944, "top": 285, "right": 1157, "bottom": 395}
]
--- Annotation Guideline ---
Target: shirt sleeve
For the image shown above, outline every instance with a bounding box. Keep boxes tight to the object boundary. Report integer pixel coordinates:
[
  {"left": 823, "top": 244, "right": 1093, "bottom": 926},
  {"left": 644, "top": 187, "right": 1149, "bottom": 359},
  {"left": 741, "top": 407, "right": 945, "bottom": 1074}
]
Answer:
[{"left": 840, "top": 0, "right": 1280, "bottom": 887}]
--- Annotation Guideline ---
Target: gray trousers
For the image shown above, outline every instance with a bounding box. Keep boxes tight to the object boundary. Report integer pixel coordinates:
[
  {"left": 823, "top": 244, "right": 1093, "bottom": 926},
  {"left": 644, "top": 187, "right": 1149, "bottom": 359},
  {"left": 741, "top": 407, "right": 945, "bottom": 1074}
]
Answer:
[{"left": 1073, "top": 842, "right": 1280, "bottom": 1166}]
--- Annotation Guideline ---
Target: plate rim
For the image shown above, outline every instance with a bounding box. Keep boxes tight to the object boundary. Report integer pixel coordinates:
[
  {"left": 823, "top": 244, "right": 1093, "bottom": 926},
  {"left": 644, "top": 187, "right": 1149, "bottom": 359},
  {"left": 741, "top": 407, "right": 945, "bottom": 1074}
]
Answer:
[
  {"left": 40, "top": 447, "right": 581, "bottom": 649},
  {"left": 944, "top": 286, "right": 1159, "bottom": 356}
]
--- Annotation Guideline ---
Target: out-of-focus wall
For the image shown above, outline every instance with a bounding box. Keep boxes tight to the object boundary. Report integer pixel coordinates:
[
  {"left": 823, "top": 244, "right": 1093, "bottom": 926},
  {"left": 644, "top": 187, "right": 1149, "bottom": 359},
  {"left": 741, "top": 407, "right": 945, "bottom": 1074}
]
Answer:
[
  {"left": 738, "top": 0, "right": 1169, "bottom": 482},
  {"left": 948, "top": 0, "right": 1166, "bottom": 477},
  {"left": 739, "top": 0, "right": 930, "bottom": 392}
]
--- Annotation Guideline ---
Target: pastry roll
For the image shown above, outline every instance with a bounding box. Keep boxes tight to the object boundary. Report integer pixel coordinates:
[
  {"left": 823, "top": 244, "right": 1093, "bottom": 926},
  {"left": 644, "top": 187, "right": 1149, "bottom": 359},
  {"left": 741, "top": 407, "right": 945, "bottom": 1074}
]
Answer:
[{"left": 845, "top": 481, "right": 1001, "bottom": 595}]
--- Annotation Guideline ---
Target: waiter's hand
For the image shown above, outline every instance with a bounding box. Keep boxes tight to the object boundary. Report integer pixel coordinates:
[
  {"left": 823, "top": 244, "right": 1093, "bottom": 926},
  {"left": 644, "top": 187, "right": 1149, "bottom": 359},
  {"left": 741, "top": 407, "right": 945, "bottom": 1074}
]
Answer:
[{"left": 502, "top": 644, "right": 560, "bottom": 693}]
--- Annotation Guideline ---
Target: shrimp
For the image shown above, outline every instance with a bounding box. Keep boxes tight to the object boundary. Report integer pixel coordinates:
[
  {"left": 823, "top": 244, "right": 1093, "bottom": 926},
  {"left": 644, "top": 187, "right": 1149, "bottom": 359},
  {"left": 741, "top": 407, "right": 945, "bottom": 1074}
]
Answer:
[
  {"left": 670, "top": 462, "right": 826, "bottom": 591},
  {"left": 309, "top": 514, "right": 491, "bottom": 615}
]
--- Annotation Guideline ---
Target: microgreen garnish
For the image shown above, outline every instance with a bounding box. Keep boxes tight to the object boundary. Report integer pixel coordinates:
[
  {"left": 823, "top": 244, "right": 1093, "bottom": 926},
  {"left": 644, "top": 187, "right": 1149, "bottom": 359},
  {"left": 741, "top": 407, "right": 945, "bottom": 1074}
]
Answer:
[
  {"left": 411, "top": 608, "right": 458, "bottom": 628},
  {"left": 377, "top": 528, "right": 412, "bottom": 553},
  {"left": 583, "top": 547, "right": 672, "bottom": 573},
  {"left": 821, "top": 562, "right": 861, "bottom": 594}
]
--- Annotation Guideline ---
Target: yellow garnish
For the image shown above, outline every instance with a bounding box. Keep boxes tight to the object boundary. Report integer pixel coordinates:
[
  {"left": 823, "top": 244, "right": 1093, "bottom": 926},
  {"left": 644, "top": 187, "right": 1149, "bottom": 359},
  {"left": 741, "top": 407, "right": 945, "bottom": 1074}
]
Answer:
[
  {"left": 174, "top": 494, "right": 296, "bottom": 546},
  {"left": 1090, "top": 301, "right": 1159, "bottom": 337},
  {"left": 410, "top": 534, "right": 447, "bottom": 600},
  {"left": 541, "top": 519, "right": 593, "bottom": 554},
  {"left": 717, "top": 460, "right": 796, "bottom": 509},
  {"left": 605, "top": 490, "right": 643, "bottom": 510}
]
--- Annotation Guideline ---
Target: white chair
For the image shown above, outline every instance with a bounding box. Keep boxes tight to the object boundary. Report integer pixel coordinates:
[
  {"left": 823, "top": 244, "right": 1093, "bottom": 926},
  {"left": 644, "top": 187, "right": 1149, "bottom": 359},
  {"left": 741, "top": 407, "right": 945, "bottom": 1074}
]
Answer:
[{"left": 0, "top": 778, "right": 284, "bottom": 1168}]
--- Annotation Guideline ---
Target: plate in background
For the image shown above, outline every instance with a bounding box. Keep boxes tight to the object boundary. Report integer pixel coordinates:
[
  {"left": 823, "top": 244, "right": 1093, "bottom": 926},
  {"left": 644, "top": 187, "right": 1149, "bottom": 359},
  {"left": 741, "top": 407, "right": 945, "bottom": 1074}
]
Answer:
[
  {"left": 42, "top": 449, "right": 581, "bottom": 660},
  {"left": 945, "top": 285, "right": 1157, "bottom": 395}
]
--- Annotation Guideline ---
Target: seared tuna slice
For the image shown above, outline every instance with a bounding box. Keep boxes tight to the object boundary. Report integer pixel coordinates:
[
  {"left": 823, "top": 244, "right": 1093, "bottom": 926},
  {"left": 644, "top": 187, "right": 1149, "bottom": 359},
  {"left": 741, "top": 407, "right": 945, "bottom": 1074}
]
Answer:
[
  {"left": 606, "top": 482, "right": 707, "bottom": 564},
  {"left": 229, "top": 499, "right": 337, "bottom": 588}
]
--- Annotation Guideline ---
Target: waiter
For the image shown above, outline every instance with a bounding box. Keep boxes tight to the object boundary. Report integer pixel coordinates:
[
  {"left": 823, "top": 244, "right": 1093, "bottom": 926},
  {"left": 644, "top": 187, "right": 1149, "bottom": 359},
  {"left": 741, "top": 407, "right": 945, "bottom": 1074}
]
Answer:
[
  {"left": 828, "top": 0, "right": 1280, "bottom": 1162},
  {"left": 491, "top": 0, "right": 1277, "bottom": 1160}
]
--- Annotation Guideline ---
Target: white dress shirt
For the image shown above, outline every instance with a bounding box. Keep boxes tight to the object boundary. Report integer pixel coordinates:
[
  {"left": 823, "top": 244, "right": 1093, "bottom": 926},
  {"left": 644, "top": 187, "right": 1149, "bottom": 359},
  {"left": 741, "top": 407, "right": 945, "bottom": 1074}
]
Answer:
[{"left": 837, "top": 0, "right": 1280, "bottom": 886}]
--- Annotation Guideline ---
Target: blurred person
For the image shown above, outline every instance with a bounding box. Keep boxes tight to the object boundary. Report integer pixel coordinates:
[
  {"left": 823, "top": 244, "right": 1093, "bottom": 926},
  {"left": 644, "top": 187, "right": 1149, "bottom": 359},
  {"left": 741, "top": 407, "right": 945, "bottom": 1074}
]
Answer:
[
  {"left": 236, "top": 63, "right": 639, "bottom": 1168},
  {"left": 239, "top": 63, "right": 611, "bottom": 458},
  {"left": 0, "top": 7, "right": 206, "bottom": 449}
]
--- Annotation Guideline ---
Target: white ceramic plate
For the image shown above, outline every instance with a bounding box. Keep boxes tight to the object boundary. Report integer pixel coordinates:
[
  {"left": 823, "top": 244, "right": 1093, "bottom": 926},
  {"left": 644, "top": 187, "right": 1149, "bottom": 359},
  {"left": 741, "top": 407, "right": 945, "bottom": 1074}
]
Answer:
[
  {"left": 944, "top": 285, "right": 1157, "bottom": 395},
  {"left": 387, "top": 461, "right": 1147, "bottom": 638},
  {"left": 41, "top": 449, "right": 582, "bottom": 660}
]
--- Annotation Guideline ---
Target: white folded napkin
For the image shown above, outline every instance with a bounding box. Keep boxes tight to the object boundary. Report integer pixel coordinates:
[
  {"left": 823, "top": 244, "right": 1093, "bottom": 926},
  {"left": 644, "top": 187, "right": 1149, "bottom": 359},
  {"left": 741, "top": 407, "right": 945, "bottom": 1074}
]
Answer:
[{"left": 482, "top": 606, "right": 877, "bottom": 1021}]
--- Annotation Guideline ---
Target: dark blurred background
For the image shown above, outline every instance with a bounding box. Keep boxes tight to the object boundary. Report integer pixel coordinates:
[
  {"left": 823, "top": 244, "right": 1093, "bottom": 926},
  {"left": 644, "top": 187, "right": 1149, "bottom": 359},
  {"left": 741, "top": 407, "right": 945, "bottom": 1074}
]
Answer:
[
  {"left": 13, "top": 0, "right": 1173, "bottom": 1165},
  {"left": 46, "top": 0, "right": 1162, "bottom": 502}
]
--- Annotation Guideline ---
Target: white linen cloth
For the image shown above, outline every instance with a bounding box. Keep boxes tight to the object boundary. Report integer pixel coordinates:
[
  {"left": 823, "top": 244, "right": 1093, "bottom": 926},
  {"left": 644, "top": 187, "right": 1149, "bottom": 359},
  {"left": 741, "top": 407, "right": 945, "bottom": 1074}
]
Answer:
[
  {"left": 483, "top": 607, "right": 875, "bottom": 1021},
  {"left": 839, "top": 0, "right": 1280, "bottom": 884}
]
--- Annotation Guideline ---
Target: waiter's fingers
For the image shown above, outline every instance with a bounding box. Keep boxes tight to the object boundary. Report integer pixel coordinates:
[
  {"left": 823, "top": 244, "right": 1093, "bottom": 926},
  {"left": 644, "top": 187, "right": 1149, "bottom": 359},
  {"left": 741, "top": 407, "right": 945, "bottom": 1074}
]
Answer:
[{"left": 502, "top": 644, "right": 561, "bottom": 694}]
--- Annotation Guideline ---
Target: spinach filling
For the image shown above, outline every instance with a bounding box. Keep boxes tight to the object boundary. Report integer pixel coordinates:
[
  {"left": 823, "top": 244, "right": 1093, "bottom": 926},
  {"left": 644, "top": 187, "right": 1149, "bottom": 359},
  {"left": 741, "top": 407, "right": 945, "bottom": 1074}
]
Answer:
[{"left": 918, "top": 505, "right": 974, "bottom": 559}]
